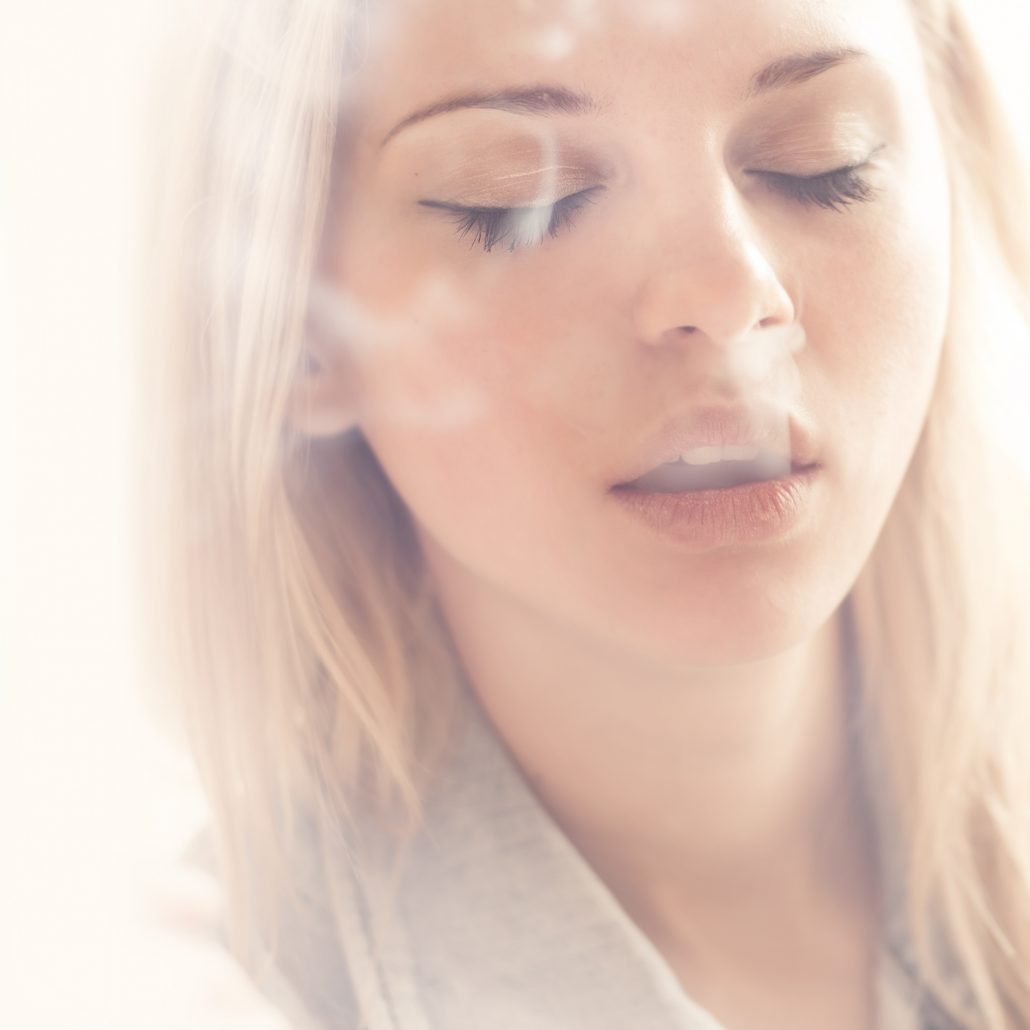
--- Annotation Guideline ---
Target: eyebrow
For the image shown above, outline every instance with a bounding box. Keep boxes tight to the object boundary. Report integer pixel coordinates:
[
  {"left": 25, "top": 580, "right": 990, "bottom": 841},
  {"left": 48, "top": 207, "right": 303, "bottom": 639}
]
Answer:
[
  {"left": 744, "top": 46, "right": 869, "bottom": 99},
  {"left": 380, "top": 47, "right": 869, "bottom": 147},
  {"left": 380, "top": 85, "right": 599, "bottom": 147}
]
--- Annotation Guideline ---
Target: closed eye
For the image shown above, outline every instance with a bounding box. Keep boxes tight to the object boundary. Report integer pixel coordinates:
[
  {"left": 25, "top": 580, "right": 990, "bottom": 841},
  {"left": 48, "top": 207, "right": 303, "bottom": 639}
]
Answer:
[
  {"left": 756, "top": 147, "right": 886, "bottom": 211},
  {"left": 762, "top": 164, "right": 876, "bottom": 210},
  {"left": 420, "top": 185, "right": 605, "bottom": 253}
]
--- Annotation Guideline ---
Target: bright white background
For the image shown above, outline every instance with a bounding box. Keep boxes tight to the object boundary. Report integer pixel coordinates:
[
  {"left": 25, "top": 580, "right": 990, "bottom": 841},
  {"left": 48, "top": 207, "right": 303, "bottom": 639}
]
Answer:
[
  {"left": 2, "top": 5, "right": 214, "bottom": 1028},
  {"left": 1, "top": 2, "right": 1027, "bottom": 1027}
]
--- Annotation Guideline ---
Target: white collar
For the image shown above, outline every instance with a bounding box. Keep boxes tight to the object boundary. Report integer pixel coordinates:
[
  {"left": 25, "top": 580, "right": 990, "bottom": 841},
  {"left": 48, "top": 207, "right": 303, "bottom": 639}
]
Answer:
[{"left": 266, "top": 681, "right": 964, "bottom": 1029}]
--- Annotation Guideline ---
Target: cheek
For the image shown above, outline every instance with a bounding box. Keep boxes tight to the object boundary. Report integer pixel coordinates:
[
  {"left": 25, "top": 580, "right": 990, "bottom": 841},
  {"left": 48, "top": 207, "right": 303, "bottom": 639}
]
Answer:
[
  {"left": 337, "top": 259, "right": 581, "bottom": 553},
  {"left": 341, "top": 219, "right": 618, "bottom": 460},
  {"left": 331, "top": 155, "right": 633, "bottom": 456},
  {"left": 806, "top": 180, "right": 950, "bottom": 509}
]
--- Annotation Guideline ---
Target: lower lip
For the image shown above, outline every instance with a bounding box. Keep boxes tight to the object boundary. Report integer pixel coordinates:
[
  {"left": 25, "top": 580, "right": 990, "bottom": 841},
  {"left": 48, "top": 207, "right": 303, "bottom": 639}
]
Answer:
[{"left": 609, "top": 465, "right": 820, "bottom": 550}]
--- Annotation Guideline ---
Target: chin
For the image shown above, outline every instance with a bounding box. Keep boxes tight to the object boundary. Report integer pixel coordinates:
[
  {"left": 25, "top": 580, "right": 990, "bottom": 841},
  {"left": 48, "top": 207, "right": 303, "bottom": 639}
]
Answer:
[{"left": 613, "top": 590, "right": 838, "bottom": 672}]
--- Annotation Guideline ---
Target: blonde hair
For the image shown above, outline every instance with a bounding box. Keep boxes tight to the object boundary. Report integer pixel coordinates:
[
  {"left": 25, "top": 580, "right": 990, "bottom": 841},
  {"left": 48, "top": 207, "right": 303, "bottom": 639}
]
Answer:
[{"left": 138, "top": 0, "right": 1030, "bottom": 1025}]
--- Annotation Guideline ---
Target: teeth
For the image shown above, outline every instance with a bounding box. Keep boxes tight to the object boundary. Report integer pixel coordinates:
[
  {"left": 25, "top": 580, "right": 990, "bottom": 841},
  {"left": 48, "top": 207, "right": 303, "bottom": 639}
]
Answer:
[
  {"left": 675, "top": 444, "right": 761, "bottom": 466},
  {"left": 634, "top": 451, "right": 786, "bottom": 493}
]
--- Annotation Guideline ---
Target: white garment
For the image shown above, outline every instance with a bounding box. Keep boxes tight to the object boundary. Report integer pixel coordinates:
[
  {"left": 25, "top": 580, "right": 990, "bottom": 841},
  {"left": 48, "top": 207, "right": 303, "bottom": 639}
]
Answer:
[{"left": 243, "top": 681, "right": 967, "bottom": 1029}]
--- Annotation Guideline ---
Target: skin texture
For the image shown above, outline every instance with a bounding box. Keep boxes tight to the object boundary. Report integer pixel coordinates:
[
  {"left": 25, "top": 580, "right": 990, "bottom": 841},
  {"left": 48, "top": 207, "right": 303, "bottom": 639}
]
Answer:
[
  {"left": 310, "top": 0, "right": 950, "bottom": 670},
  {"left": 296, "top": 0, "right": 952, "bottom": 1024}
]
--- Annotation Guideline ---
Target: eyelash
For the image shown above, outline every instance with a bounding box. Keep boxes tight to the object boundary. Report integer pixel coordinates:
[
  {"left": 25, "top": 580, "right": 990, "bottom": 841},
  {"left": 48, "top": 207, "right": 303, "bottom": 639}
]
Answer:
[
  {"left": 760, "top": 164, "right": 876, "bottom": 211},
  {"left": 419, "top": 186, "right": 605, "bottom": 253},
  {"left": 422, "top": 164, "right": 875, "bottom": 253}
]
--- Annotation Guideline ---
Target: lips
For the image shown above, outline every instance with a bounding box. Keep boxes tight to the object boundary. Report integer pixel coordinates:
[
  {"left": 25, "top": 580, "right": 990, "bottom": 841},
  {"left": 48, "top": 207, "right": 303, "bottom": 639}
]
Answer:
[{"left": 613, "top": 405, "right": 819, "bottom": 490}]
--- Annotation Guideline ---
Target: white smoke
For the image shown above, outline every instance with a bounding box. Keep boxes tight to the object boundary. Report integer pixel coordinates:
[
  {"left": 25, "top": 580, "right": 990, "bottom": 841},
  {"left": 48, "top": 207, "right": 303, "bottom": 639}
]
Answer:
[{"left": 308, "top": 271, "right": 490, "bottom": 429}]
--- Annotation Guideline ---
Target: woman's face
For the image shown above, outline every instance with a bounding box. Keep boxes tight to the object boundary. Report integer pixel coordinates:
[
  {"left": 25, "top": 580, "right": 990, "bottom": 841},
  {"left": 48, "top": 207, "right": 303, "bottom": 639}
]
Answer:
[{"left": 317, "top": 0, "right": 950, "bottom": 666}]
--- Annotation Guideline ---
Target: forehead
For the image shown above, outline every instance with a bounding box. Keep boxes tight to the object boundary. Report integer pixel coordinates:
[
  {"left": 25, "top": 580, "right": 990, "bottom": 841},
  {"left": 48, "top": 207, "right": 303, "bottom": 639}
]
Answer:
[{"left": 357, "top": 0, "right": 920, "bottom": 113}]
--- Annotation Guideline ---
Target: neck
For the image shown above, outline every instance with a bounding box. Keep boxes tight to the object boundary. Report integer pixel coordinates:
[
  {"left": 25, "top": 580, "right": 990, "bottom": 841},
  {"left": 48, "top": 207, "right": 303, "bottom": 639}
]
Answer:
[{"left": 426, "top": 549, "right": 877, "bottom": 950}]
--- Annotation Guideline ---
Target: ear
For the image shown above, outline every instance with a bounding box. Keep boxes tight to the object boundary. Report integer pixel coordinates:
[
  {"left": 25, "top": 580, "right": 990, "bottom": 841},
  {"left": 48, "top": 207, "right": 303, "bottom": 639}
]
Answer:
[{"left": 285, "top": 330, "right": 363, "bottom": 440}]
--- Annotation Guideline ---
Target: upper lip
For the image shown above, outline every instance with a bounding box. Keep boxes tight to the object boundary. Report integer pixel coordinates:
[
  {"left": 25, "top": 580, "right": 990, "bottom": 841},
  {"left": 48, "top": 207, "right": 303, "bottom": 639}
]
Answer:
[{"left": 613, "top": 404, "right": 820, "bottom": 487}]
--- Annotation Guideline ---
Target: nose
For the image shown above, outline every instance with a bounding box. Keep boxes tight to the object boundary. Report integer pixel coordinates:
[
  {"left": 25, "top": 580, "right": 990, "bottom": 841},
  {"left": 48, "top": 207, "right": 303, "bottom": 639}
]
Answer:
[{"left": 632, "top": 202, "right": 796, "bottom": 349}]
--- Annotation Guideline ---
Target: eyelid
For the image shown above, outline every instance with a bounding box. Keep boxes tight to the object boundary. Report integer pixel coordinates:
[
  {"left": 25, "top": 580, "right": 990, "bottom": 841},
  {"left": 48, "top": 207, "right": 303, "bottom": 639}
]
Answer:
[
  {"left": 740, "top": 110, "right": 883, "bottom": 161},
  {"left": 759, "top": 160, "right": 866, "bottom": 182},
  {"left": 744, "top": 142, "right": 887, "bottom": 179},
  {"left": 421, "top": 186, "right": 595, "bottom": 213},
  {"left": 423, "top": 164, "right": 608, "bottom": 209}
]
